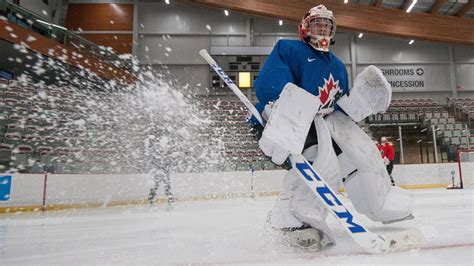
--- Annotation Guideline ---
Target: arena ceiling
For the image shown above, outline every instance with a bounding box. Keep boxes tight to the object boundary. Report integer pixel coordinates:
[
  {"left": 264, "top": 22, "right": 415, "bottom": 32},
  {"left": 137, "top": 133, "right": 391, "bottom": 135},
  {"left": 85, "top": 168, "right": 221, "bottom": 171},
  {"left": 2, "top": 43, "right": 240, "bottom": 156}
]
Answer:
[{"left": 184, "top": 0, "right": 474, "bottom": 45}]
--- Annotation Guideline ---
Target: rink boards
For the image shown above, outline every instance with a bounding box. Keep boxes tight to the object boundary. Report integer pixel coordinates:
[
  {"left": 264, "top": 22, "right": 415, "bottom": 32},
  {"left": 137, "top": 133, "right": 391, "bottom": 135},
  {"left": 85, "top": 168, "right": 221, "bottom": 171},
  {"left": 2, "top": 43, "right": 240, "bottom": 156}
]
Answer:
[{"left": 0, "top": 162, "right": 472, "bottom": 213}]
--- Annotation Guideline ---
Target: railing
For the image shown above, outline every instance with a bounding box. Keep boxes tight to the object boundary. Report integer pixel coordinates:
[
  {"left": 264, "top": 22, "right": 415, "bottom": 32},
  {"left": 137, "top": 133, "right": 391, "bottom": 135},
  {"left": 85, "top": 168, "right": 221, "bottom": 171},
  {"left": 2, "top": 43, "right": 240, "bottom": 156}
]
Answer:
[{"left": 0, "top": 0, "right": 131, "bottom": 70}]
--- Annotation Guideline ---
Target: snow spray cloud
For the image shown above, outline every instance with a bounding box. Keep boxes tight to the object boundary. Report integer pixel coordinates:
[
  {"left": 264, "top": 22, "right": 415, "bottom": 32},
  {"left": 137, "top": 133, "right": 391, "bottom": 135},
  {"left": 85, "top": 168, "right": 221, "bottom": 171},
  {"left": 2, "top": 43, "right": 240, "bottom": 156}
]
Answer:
[
  {"left": 5, "top": 41, "right": 228, "bottom": 175},
  {"left": 69, "top": 68, "right": 228, "bottom": 175}
]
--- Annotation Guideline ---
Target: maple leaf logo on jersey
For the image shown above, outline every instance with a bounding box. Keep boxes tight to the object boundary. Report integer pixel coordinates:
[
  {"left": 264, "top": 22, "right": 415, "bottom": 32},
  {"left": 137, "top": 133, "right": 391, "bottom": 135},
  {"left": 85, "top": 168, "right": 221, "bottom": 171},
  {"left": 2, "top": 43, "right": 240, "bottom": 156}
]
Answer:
[
  {"left": 318, "top": 38, "right": 329, "bottom": 50},
  {"left": 318, "top": 73, "right": 343, "bottom": 110}
]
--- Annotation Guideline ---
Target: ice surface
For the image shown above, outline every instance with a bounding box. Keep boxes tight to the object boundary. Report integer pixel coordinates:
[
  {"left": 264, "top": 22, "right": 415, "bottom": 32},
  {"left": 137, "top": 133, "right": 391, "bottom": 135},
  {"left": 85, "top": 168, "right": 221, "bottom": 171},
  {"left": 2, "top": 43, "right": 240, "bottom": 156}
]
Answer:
[{"left": 0, "top": 189, "right": 472, "bottom": 265}]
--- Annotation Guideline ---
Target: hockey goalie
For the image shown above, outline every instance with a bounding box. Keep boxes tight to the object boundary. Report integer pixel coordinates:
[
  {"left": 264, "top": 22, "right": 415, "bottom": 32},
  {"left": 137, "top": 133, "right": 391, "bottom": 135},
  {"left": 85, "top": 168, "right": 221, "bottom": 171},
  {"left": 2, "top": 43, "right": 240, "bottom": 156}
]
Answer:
[{"left": 249, "top": 5, "right": 414, "bottom": 250}]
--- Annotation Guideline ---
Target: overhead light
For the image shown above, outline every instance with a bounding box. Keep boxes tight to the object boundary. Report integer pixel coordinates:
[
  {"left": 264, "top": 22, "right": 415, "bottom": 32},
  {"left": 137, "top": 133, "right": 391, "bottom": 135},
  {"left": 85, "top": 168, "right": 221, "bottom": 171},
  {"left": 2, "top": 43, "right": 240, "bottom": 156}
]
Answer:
[
  {"left": 279, "top": 20, "right": 283, "bottom": 26},
  {"left": 224, "top": 10, "right": 229, "bottom": 16},
  {"left": 409, "top": 39, "right": 415, "bottom": 45},
  {"left": 358, "top": 33, "right": 363, "bottom": 38},
  {"left": 406, "top": 0, "right": 417, "bottom": 13},
  {"left": 344, "top": 0, "right": 349, "bottom": 3},
  {"left": 165, "top": 0, "right": 170, "bottom": 4}
]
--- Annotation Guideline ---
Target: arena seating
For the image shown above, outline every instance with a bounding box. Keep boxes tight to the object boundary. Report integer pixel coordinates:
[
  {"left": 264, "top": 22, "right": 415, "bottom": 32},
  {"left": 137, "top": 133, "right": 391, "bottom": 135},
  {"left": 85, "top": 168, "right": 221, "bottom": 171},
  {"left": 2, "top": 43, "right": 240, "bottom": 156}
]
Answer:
[
  {"left": 447, "top": 97, "right": 474, "bottom": 125},
  {"left": 368, "top": 97, "right": 472, "bottom": 152},
  {"left": 0, "top": 78, "right": 87, "bottom": 174},
  {"left": 0, "top": 77, "right": 277, "bottom": 173},
  {"left": 367, "top": 98, "right": 443, "bottom": 124},
  {"left": 5, "top": 75, "right": 468, "bottom": 173},
  {"left": 201, "top": 98, "right": 276, "bottom": 171}
]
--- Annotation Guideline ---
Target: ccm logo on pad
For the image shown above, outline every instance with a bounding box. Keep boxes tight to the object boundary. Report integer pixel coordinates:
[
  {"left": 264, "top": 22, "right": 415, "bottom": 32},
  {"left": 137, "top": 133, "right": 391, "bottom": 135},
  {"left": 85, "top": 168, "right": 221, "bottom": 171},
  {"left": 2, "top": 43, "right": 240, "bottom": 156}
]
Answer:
[{"left": 295, "top": 161, "right": 367, "bottom": 234}]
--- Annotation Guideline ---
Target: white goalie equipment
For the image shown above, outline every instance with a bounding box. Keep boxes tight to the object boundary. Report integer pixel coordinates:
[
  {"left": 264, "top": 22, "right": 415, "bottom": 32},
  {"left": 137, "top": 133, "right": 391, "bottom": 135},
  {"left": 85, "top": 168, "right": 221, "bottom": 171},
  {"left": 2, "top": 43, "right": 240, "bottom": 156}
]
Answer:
[
  {"left": 199, "top": 49, "right": 427, "bottom": 254},
  {"left": 337, "top": 65, "right": 392, "bottom": 122}
]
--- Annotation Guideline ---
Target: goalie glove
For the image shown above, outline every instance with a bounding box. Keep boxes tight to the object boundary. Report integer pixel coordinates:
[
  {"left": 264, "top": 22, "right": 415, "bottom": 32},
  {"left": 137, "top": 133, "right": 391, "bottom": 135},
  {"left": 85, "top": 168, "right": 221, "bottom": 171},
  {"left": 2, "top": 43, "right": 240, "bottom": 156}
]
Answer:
[
  {"left": 337, "top": 65, "right": 392, "bottom": 122},
  {"left": 258, "top": 82, "right": 321, "bottom": 165}
]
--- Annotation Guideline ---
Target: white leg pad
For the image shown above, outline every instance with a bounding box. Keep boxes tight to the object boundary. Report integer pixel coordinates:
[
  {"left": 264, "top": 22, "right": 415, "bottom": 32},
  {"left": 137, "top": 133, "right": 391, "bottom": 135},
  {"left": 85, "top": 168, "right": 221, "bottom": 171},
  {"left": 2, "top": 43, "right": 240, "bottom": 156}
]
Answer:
[
  {"left": 325, "top": 111, "right": 413, "bottom": 222},
  {"left": 312, "top": 115, "right": 342, "bottom": 192},
  {"left": 337, "top": 152, "right": 357, "bottom": 181},
  {"left": 268, "top": 172, "right": 305, "bottom": 229},
  {"left": 269, "top": 117, "right": 342, "bottom": 245},
  {"left": 268, "top": 169, "right": 336, "bottom": 245}
]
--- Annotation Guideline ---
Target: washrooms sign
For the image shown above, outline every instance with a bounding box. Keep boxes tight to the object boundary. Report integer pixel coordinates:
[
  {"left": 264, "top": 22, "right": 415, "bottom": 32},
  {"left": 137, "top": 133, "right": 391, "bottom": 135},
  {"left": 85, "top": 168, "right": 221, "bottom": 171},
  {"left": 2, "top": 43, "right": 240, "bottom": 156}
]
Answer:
[
  {"left": 379, "top": 66, "right": 425, "bottom": 89},
  {"left": 0, "top": 175, "right": 12, "bottom": 201}
]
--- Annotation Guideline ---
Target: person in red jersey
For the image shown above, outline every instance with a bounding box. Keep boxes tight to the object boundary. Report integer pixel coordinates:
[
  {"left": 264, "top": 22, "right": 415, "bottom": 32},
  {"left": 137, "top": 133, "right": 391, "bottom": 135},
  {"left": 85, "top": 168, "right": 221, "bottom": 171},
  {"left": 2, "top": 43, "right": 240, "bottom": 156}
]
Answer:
[{"left": 380, "top": 137, "right": 395, "bottom": 186}]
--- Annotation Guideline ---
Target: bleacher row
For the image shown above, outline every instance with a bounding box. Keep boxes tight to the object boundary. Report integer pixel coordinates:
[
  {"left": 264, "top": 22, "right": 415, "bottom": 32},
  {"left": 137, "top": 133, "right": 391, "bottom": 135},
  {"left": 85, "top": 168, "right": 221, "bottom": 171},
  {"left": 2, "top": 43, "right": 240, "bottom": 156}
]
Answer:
[
  {"left": 0, "top": 78, "right": 88, "bottom": 173},
  {"left": 1, "top": 76, "right": 272, "bottom": 173},
  {"left": 423, "top": 98, "right": 473, "bottom": 149},
  {"left": 3, "top": 75, "right": 469, "bottom": 173},
  {"left": 367, "top": 97, "right": 472, "bottom": 149},
  {"left": 426, "top": 113, "right": 472, "bottom": 148},
  {"left": 448, "top": 97, "right": 474, "bottom": 123},
  {"left": 201, "top": 99, "right": 275, "bottom": 170},
  {"left": 206, "top": 97, "right": 472, "bottom": 168},
  {"left": 367, "top": 98, "right": 444, "bottom": 123}
]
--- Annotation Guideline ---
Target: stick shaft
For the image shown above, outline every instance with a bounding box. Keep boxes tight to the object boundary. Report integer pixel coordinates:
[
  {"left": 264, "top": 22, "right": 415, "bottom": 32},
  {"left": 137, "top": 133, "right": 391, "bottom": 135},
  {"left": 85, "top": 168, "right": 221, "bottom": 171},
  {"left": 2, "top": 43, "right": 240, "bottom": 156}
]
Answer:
[{"left": 199, "top": 49, "right": 263, "bottom": 125}]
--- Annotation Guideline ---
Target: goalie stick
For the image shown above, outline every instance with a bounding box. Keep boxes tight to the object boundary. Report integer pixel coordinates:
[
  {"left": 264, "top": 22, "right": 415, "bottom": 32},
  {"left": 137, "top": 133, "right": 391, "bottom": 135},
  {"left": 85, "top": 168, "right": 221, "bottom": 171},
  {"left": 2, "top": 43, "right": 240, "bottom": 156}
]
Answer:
[{"left": 199, "top": 49, "right": 426, "bottom": 254}]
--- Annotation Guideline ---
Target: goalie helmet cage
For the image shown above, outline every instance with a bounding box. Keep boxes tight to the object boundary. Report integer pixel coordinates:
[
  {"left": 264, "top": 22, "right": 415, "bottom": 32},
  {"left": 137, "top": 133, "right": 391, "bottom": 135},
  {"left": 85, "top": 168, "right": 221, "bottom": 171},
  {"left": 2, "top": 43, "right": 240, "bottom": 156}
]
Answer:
[{"left": 449, "top": 149, "right": 474, "bottom": 189}]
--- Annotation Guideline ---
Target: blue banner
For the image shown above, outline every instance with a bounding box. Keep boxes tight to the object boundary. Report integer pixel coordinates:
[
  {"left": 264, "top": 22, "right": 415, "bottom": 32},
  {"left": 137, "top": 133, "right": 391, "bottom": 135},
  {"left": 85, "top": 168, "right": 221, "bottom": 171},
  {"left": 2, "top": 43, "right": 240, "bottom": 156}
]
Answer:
[{"left": 0, "top": 176, "right": 12, "bottom": 201}]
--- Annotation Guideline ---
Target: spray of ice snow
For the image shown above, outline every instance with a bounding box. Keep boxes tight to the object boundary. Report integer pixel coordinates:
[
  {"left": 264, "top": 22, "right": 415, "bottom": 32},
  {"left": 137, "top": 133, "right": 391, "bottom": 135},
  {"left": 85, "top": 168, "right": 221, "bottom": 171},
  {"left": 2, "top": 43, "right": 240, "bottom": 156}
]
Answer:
[
  {"left": 7, "top": 42, "right": 229, "bottom": 176},
  {"left": 62, "top": 72, "right": 227, "bottom": 175}
]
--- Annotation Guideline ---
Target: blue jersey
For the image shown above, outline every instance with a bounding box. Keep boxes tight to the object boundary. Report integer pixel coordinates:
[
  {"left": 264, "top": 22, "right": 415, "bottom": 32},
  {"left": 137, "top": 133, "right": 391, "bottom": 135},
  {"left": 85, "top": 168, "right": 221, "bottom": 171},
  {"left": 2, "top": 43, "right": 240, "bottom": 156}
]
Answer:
[{"left": 251, "top": 39, "right": 349, "bottom": 124}]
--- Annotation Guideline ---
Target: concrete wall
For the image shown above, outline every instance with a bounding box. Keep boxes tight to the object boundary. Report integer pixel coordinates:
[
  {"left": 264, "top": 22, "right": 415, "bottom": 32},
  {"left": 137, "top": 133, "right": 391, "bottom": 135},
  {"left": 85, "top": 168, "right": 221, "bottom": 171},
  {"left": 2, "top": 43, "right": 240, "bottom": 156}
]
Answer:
[
  {"left": 1, "top": 162, "right": 472, "bottom": 211},
  {"left": 455, "top": 45, "right": 474, "bottom": 96},
  {"left": 132, "top": 1, "right": 474, "bottom": 101},
  {"left": 62, "top": 1, "right": 474, "bottom": 100},
  {"left": 14, "top": 0, "right": 62, "bottom": 24}
]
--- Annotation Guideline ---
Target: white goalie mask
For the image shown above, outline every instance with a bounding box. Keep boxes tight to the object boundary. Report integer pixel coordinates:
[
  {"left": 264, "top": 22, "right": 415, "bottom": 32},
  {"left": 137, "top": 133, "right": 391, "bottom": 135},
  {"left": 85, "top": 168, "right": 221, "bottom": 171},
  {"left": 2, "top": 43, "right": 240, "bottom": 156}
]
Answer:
[{"left": 298, "top": 5, "right": 336, "bottom": 52}]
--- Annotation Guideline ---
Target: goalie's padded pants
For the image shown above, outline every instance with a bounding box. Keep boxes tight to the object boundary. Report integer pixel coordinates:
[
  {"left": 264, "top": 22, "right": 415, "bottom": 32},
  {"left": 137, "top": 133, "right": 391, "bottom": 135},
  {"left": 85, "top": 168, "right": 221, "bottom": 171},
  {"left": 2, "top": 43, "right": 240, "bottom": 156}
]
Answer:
[{"left": 269, "top": 111, "right": 413, "bottom": 244}]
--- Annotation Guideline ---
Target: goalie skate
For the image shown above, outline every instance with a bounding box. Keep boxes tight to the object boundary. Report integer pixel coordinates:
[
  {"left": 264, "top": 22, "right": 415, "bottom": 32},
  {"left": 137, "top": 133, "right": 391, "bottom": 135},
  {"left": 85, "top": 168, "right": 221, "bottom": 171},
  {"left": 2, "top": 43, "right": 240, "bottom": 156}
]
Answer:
[
  {"left": 282, "top": 227, "right": 325, "bottom": 250},
  {"left": 263, "top": 219, "right": 328, "bottom": 251}
]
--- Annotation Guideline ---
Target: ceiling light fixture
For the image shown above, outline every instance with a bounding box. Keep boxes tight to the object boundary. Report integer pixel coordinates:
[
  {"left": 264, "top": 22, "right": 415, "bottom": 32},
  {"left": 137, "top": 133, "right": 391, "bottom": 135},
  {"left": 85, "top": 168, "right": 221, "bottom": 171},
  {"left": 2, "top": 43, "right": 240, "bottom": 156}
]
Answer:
[{"left": 406, "top": 0, "right": 417, "bottom": 13}]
